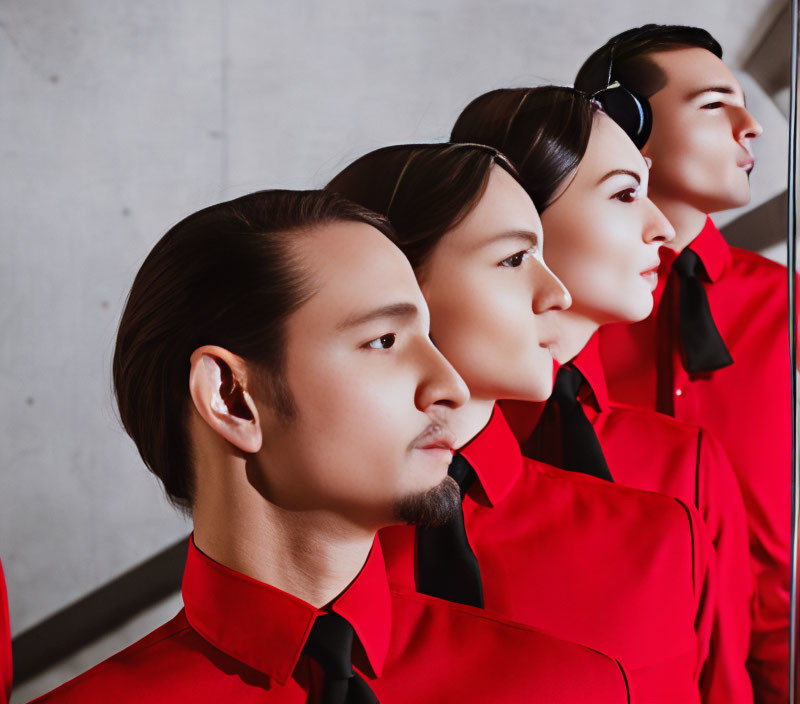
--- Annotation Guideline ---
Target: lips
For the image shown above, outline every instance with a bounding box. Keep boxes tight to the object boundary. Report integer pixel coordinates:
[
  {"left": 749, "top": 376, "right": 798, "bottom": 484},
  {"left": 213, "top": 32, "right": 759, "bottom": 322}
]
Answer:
[
  {"left": 737, "top": 148, "right": 755, "bottom": 173},
  {"left": 413, "top": 423, "right": 457, "bottom": 454}
]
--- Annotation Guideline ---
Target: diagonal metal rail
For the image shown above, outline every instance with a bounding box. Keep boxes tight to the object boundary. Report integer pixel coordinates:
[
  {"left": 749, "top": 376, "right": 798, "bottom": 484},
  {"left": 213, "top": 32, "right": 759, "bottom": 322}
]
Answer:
[{"left": 10, "top": 535, "right": 190, "bottom": 686}]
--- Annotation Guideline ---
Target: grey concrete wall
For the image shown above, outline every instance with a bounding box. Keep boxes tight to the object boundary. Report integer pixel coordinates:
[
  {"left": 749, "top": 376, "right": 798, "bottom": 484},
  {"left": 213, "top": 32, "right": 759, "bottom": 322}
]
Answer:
[{"left": 0, "top": 0, "right": 789, "bottom": 700}]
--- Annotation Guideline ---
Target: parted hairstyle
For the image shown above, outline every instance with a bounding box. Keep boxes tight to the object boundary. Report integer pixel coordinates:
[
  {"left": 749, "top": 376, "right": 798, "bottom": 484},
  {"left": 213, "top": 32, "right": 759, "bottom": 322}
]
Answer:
[
  {"left": 113, "top": 189, "right": 393, "bottom": 509},
  {"left": 450, "top": 86, "right": 600, "bottom": 213},
  {"left": 326, "top": 143, "right": 519, "bottom": 278},
  {"left": 574, "top": 24, "right": 723, "bottom": 98}
]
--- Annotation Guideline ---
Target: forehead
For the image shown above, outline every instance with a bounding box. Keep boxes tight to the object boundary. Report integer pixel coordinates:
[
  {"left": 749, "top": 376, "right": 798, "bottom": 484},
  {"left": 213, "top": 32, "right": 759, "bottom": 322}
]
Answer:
[
  {"left": 292, "top": 220, "right": 425, "bottom": 328},
  {"left": 572, "top": 113, "right": 646, "bottom": 183},
  {"left": 441, "top": 166, "right": 541, "bottom": 250},
  {"left": 648, "top": 47, "right": 742, "bottom": 98}
]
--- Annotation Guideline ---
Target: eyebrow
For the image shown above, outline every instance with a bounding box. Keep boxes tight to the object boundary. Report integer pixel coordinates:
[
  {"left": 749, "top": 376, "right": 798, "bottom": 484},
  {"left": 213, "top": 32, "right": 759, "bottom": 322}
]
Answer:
[
  {"left": 337, "top": 302, "right": 419, "bottom": 330},
  {"left": 477, "top": 229, "right": 540, "bottom": 250},
  {"left": 596, "top": 169, "right": 641, "bottom": 186},
  {"left": 687, "top": 85, "right": 746, "bottom": 107}
]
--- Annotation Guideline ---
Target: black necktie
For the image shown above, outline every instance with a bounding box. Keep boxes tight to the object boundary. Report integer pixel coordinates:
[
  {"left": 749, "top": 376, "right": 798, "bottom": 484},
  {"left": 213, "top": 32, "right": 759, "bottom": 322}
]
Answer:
[
  {"left": 523, "top": 364, "right": 613, "bottom": 482},
  {"left": 302, "top": 613, "right": 380, "bottom": 704},
  {"left": 672, "top": 248, "right": 733, "bottom": 373},
  {"left": 415, "top": 453, "right": 484, "bottom": 608}
]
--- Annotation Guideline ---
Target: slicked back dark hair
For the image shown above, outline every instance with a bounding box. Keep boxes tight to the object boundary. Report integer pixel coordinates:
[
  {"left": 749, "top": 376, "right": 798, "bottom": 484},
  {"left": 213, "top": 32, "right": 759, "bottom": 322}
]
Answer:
[
  {"left": 451, "top": 86, "right": 598, "bottom": 212},
  {"left": 575, "top": 24, "right": 723, "bottom": 98},
  {"left": 113, "top": 189, "right": 393, "bottom": 509},
  {"left": 327, "top": 143, "right": 519, "bottom": 278}
]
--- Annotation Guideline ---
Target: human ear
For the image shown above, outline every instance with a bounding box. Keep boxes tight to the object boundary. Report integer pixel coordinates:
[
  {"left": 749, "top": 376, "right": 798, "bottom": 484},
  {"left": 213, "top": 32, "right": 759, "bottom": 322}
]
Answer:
[{"left": 188, "top": 345, "right": 262, "bottom": 454}]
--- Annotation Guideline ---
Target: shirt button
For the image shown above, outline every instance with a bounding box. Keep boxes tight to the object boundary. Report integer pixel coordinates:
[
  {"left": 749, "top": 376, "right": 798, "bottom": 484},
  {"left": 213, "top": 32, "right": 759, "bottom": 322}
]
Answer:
[{"left": 675, "top": 388, "right": 683, "bottom": 397}]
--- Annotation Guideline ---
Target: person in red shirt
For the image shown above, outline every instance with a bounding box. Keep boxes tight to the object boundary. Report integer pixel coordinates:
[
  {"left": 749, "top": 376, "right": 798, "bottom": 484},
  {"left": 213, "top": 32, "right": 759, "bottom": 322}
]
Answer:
[
  {"left": 0, "top": 556, "right": 10, "bottom": 704},
  {"left": 574, "top": 25, "right": 788, "bottom": 702},
  {"left": 449, "top": 85, "right": 754, "bottom": 703},
  {"left": 328, "top": 142, "right": 717, "bottom": 703},
  {"left": 33, "top": 189, "right": 633, "bottom": 704}
]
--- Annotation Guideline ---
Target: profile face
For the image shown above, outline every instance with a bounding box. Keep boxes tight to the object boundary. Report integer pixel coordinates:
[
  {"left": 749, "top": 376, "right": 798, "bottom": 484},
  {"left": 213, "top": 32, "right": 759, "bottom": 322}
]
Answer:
[
  {"left": 540, "top": 113, "right": 674, "bottom": 330},
  {"left": 641, "top": 47, "right": 763, "bottom": 213},
  {"left": 253, "top": 221, "right": 468, "bottom": 529},
  {"left": 420, "top": 166, "right": 570, "bottom": 403}
]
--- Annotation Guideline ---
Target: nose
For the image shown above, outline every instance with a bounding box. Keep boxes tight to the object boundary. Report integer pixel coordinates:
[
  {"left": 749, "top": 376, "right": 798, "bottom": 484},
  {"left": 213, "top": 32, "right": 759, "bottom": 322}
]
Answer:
[
  {"left": 531, "top": 259, "right": 571, "bottom": 314},
  {"left": 735, "top": 106, "right": 763, "bottom": 141},
  {"left": 642, "top": 198, "right": 676, "bottom": 245},
  {"left": 415, "top": 339, "right": 470, "bottom": 412}
]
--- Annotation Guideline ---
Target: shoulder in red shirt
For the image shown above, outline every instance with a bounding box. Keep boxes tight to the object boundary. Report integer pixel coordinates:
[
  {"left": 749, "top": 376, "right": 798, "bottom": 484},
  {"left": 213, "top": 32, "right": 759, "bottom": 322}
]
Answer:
[
  {"left": 502, "top": 332, "right": 754, "bottom": 703},
  {"left": 380, "top": 405, "right": 716, "bottom": 704},
  {"left": 31, "top": 537, "right": 631, "bottom": 704},
  {"left": 598, "top": 217, "right": 791, "bottom": 702}
]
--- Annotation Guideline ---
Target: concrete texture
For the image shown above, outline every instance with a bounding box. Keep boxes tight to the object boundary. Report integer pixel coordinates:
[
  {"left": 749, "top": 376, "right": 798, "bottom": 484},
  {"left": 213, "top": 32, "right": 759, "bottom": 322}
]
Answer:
[{"left": 0, "top": 0, "right": 792, "bottom": 700}]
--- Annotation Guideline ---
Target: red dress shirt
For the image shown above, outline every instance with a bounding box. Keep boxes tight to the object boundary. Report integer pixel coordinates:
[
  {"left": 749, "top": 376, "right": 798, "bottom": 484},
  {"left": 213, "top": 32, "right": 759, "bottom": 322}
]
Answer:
[
  {"left": 598, "top": 217, "right": 791, "bottom": 703},
  {"left": 380, "top": 406, "right": 716, "bottom": 704},
  {"left": 32, "top": 536, "right": 632, "bottom": 703},
  {"left": 0, "top": 557, "right": 10, "bottom": 704},
  {"left": 502, "top": 333, "right": 753, "bottom": 703}
]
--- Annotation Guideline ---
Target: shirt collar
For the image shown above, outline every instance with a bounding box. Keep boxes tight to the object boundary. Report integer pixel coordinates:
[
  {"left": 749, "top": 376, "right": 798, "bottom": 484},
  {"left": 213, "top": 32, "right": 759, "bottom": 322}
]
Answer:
[
  {"left": 661, "top": 216, "right": 731, "bottom": 282},
  {"left": 458, "top": 404, "right": 524, "bottom": 506},
  {"left": 182, "top": 534, "right": 391, "bottom": 684},
  {"left": 570, "top": 332, "right": 610, "bottom": 412}
]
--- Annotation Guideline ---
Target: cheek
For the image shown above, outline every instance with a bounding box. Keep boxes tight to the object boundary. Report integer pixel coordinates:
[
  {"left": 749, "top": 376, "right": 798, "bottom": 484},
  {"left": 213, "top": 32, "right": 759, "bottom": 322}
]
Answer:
[
  {"left": 428, "top": 278, "right": 551, "bottom": 398},
  {"left": 650, "top": 115, "right": 726, "bottom": 185},
  {"left": 550, "top": 223, "right": 649, "bottom": 321},
  {"left": 548, "top": 225, "right": 618, "bottom": 299},
  {"left": 287, "top": 354, "right": 416, "bottom": 468}
]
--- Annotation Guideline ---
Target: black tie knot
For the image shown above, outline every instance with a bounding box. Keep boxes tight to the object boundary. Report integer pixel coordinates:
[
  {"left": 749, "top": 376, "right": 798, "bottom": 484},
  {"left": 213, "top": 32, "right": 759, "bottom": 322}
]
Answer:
[
  {"left": 303, "top": 613, "right": 355, "bottom": 681},
  {"left": 669, "top": 246, "right": 733, "bottom": 374},
  {"left": 448, "top": 453, "right": 478, "bottom": 498},
  {"left": 303, "top": 613, "right": 380, "bottom": 704},
  {"left": 672, "top": 247, "right": 706, "bottom": 280},
  {"left": 521, "top": 363, "right": 613, "bottom": 482},
  {"left": 550, "top": 365, "right": 585, "bottom": 405}
]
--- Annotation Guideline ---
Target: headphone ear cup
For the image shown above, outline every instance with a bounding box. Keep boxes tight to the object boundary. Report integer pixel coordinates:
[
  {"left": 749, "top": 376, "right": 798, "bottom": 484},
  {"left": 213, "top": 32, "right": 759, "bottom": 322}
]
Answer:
[{"left": 595, "top": 87, "right": 652, "bottom": 149}]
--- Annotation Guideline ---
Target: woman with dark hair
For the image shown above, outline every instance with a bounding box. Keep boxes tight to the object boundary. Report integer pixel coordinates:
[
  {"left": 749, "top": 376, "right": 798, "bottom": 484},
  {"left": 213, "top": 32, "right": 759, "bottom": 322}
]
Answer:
[
  {"left": 451, "top": 86, "right": 753, "bottom": 702},
  {"left": 328, "top": 143, "right": 716, "bottom": 704}
]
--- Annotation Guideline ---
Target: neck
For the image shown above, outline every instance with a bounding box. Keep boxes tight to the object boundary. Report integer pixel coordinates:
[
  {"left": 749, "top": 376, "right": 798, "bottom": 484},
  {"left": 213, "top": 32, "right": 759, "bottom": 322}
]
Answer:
[
  {"left": 648, "top": 192, "right": 708, "bottom": 252},
  {"left": 446, "top": 397, "right": 496, "bottom": 449},
  {"left": 552, "top": 310, "right": 600, "bottom": 365},
  {"left": 193, "top": 463, "right": 375, "bottom": 609}
]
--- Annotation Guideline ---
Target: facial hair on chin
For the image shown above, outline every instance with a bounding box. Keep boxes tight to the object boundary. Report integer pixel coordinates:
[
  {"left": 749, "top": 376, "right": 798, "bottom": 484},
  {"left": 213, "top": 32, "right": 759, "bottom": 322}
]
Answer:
[{"left": 392, "top": 475, "right": 461, "bottom": 527}]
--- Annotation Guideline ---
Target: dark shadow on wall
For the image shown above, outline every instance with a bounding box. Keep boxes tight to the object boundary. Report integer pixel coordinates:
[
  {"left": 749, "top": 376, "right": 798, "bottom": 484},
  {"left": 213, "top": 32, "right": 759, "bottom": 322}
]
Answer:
[
  {"left": 720, "top": 190, "right": 788, "bottom": 251},
  {"left": 11, "top": 535, "right": 189, "bottom": 686}
]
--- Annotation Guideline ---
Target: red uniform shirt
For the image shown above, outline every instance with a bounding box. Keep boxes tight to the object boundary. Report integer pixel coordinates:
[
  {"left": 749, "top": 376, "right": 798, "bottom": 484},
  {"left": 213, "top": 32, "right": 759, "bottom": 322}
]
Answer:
[
  {"left": 380, "top": 406, "right": 715, "bottom": 704},
  {"left": 0, "top": 557, "right": 10, "bottom": 704},
  {"left": 502, "top": 334, "right": 753, "bottom": 703},
  {"left": 598, "top": 217, "right": 791, "bottom": 702},
  {"left": 33, "top": 536, "right": 632, "bottom": 704}
]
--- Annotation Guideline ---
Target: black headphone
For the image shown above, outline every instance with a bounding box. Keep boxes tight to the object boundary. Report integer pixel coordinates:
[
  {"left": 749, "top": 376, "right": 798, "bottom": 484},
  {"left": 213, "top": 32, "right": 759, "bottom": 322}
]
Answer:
[{"left": 589, "top": 41, "right": 652, "bottom": 149}]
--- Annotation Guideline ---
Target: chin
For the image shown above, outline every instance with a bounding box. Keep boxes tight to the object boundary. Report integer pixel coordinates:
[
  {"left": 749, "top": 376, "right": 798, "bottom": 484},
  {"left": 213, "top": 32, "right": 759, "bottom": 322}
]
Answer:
[
  {"left": 515, "top": 376, "right": 554, "bottom": 403},
  {"left": 615, "top": 297, "right": 653, "bottom": 325},
  {"left": 632, "top": 299, "right": 655, "bottom": 323},
  {"left": 708, "top": 180, "right": 751, "bottom": 211}
]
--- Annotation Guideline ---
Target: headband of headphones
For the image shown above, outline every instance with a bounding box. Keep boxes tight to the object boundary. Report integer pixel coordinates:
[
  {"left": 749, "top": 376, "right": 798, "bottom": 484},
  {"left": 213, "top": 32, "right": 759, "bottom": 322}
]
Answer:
[{"left": 589, "top": 41, "right": 652, "bottom": 149}]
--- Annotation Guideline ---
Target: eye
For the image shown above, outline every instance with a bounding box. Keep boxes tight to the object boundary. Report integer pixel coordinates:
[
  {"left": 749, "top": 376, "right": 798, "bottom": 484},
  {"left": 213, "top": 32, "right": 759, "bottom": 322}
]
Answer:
[
  {"left": 365, "top": 333, "right": 396, "bottom": 349},
  {"left": 613, "top": 188, "right": 638, "bottom": 203},
  {"left": 500, "top": 250, "right": 532, "bottom": 268},
  {"left": 701, "top": 102, "right": 723, "bottom": 110}
]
